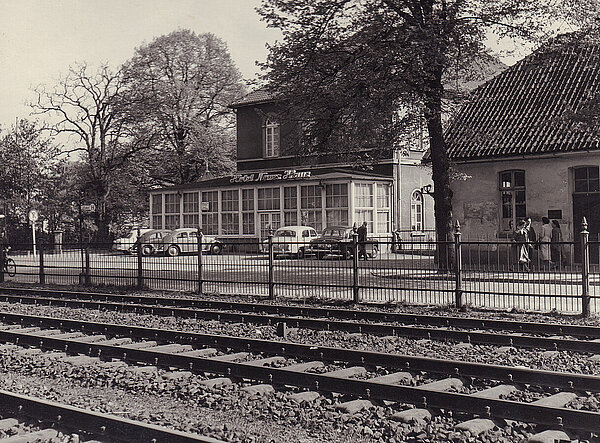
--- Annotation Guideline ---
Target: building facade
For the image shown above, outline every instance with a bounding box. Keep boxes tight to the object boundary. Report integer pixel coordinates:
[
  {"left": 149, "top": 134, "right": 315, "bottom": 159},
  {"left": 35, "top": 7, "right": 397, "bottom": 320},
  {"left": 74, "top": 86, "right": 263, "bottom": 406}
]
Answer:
[
  {"left": 446, "top": 32, "right": 600, "bottom": 254},
  {"left": 148, "top": 90, "right": 435, "bottom": 241}
]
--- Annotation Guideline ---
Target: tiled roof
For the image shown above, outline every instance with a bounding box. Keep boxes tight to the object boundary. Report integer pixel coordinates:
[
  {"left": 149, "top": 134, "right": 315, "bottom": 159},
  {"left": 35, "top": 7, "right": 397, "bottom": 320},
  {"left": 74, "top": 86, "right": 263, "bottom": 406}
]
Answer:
[
  {"left": 445, "top": 32, "right": 600, "bottom": 161},
  {"left": 229, "top": 89, "right": 278, "bottom": 108}
]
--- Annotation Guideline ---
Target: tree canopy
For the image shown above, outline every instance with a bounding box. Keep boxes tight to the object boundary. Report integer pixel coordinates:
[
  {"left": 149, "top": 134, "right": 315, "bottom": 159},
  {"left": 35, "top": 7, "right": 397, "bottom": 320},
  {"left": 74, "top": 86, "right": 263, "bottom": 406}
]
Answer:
[
  {"left": 122, "top": 29, "right": 245, "bottom": 185},
  {"left": 258, "top": 0, "right": 588, "bottom": 266}
]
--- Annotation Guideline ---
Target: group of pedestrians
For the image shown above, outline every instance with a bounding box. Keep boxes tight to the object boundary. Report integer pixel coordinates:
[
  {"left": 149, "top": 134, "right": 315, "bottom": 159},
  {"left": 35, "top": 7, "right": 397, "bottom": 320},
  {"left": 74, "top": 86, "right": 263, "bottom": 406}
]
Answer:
[{"left": 514, "top": 217, "right": 566, "bottom": 271}]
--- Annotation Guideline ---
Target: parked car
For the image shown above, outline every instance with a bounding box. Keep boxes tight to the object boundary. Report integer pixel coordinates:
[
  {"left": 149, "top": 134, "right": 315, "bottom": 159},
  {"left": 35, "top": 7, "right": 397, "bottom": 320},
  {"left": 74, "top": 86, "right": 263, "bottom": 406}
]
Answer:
[
  {"left": 113, "top": 228, "right": 152, "bottom": 253},
  {"left": 266, "top": 226, "right": 319, "bottom": 259},
  {"left": 157, "top": 228, "right": 223, "bottom": 257},
  {"left": 137, "top": 229, "right": 173, "bottom": 256},
  {"left": 308, "top": 226, "right": 379, "bottom": 259}
]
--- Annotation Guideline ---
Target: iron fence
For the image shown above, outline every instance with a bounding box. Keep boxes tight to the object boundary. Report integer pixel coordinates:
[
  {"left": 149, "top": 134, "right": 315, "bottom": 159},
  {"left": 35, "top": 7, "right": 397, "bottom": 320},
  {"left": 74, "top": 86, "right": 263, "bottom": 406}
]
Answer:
[{"left": 0, "top": 221, "right": 598, "bottom": 315}]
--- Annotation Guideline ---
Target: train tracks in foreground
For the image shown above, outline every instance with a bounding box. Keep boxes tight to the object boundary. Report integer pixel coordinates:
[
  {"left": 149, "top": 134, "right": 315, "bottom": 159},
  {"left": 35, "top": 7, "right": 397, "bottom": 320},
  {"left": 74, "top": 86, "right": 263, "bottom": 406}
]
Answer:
[
  {"left": 0, "top": 389, "right": 222, "bottom": 442},
  {"left": 2, "top": 287, "right": 600, "bottom": 354},
  {"left": 0, "top": 311, "right": 599, "bottom": 440}
]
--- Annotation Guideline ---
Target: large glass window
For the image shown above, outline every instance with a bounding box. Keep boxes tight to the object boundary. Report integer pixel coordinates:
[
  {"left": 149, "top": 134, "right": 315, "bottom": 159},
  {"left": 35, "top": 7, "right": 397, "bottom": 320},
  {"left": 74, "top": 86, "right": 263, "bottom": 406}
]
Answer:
[
  {"left": 221, "top": 190, "right": 239, "bottom": 235},
  {"left": 354, "top": 183, "right": 374, "bottom": 232},
  {"left": 264, "top": 119, "right": 280, "bottom": 158},
  {"left": 411, "top": 190, "right": 423, "bottom": 232},
  {"left": 201, "top": 191, "right": 218, "bottom": 235},
  {"left": 164, "top": 193, "right": 180, "bottom": 230},
  {"left": 182, "top": 192, "right": 199, "bottom": 228},
  {"left": 574, "top": 166, "right": 600, "bottom": 193},
  {"left": 284, "top": 186, "right": 298, "bottom": 226},
  {"left": 301, "top": 185, "right": 322, "bottom": 231},
  {"left": 326, "top": 183, "right": 348, "bottom": 227},
  {"left": 258, "top": 187, "right": 280, "bottom": 211},
  {"left": 242, "top": 189, "right": 255, "bottom": 235},
  {"left": 377, "top": 184, "right": 391, "bottom": 234},
  {"left": 499, "top": 170, "right": 526, "bottom": 231},
  {"left": 151, "top": 194, "right": 163, "bottom": 229}
]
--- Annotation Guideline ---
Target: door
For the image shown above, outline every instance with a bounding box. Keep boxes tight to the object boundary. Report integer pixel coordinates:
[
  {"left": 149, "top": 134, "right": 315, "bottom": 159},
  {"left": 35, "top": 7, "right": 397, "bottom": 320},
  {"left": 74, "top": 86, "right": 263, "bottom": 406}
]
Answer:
[
  {"left": 259, "top": 212, "right": 281, "bottom": 239},
  {"left": 573, "top": 193, "right": 600, "bottom": 263}
]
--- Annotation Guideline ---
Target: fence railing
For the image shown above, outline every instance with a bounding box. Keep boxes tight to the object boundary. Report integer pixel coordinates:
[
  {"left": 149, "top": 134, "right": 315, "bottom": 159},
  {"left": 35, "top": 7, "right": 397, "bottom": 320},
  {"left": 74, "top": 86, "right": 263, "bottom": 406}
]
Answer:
[{"left": 0, "top": 220, "right": 598, "bottom": 315}]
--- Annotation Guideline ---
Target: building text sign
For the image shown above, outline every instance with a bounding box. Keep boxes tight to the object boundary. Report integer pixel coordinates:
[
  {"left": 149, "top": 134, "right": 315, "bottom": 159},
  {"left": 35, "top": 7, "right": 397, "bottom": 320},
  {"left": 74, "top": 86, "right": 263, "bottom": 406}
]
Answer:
[{"left": 230, "top": 169, "right": 311, "bottom": 183}]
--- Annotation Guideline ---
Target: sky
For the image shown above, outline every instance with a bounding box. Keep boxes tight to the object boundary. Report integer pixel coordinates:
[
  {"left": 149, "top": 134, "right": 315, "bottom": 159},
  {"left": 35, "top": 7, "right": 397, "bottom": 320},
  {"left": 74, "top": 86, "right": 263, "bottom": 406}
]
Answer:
[{"left": 0, "top": 0, "right": 281, "bottom": 128}]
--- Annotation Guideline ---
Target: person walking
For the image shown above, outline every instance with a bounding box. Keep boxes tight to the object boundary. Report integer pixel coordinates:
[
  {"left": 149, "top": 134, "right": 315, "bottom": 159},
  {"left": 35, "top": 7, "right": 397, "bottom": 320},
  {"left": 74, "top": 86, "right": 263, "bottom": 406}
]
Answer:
[
  {"left": 357, "top": 221, "right": 368, "bottom": 260},
  {"left": 551, "top": 220, "right": 566, "bottom": 268},
  {"left": 525, "top": 217, "right": 538, "bottom": 269},
  {"left": 539, "top": 217, "right": 552, "bottom": 269},
  {"left": 514, "top": 219, "right": 530, "bottom": 272}
]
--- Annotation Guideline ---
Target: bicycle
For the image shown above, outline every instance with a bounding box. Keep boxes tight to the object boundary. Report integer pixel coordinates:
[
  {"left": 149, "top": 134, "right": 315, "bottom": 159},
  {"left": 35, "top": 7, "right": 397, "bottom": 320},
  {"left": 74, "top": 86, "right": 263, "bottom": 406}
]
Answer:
[{"left": 3, "top": 248, "right": 15, "bottom": 277}]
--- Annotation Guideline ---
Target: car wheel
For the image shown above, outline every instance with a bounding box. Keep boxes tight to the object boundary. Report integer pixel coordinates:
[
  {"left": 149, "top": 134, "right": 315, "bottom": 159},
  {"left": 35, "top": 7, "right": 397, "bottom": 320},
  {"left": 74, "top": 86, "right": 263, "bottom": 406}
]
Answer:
[
  {"left": 141, "top": 245, "right": 153, "bottom": 256},
  {"left": 342, "top": 247, "right": 352, "bottom": 260},
  {"left": 211, "top": 243, "right": 222, "bottom": 255},
  {"left": 369, "top": 246, "right": 379, "bottom": 259},
  {"left": 297, "top": 248, "right": 305, "bottom": 259},
  {"left": 167, "top": 245, "right": 180, "bottom": 257}
]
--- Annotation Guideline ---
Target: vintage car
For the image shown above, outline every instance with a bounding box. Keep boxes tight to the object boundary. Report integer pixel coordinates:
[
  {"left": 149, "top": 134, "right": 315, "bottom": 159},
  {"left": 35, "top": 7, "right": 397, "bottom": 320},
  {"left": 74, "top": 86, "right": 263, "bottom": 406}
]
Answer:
[
  {"left": 113, "top": 228, "right": 152, "bottom": 253},
  {"left": 137, "top": 229, "right": 173, "bottom": 256},
  {"left": 308, "top": 226, "right": 379, "bottom": 259},
  {"left": 267, "top": 225, "right": 319, "bottom": 258},
  {"left": 156, "top": 228, "right": 223, "bottom": 256}
]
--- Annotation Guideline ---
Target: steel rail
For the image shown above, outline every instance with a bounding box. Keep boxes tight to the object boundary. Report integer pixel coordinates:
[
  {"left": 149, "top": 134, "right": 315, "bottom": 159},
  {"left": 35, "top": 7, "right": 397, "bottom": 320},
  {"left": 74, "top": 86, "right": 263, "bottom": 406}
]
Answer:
[
  {"left": 0, "top": 328, "right": 599, "bottom": 433},
  {"left": 1, "top": 286, "right": 596, "bottom": 338},
  {"left": 2, "top": 293, "right": 600, "bottom": 354},
  {"left": 0, "top": 390, "right": 222, "bottom": 442},
  {"left": 1, "top": 312, "right": 600, "bottom": 393}
]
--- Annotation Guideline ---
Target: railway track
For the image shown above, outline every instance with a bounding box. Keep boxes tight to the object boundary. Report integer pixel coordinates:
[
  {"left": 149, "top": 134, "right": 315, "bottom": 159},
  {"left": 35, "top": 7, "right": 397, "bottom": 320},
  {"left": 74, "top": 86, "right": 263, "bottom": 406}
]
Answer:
[
  {"left": 0, "top": 311, "right": 599, "bottom": 439},
  {"left": 0, "top": 389, "right": 222, "bottom": 442},
  {"left": 2, "top": 287, "right": 600, "bottom": 354}
]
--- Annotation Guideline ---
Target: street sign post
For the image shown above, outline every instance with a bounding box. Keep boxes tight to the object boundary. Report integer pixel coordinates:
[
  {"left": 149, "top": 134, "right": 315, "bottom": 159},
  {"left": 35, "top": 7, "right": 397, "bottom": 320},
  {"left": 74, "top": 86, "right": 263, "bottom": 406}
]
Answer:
[
  {"left": 28, "top": 209, "right": 39, "bottom": 257},
  {"left": 81, "top": 204, "right": 96, "bottom": 213}
]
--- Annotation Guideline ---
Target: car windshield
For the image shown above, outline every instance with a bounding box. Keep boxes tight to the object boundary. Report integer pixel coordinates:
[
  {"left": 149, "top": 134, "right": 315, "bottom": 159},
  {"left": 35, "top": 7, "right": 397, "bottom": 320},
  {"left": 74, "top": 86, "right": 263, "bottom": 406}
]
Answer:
[
  {"left": 274, "top": 230, "right": 296, "bottom": 237},
  {"left": 323, "top": 229, "right": 346, "bottom": 237}
]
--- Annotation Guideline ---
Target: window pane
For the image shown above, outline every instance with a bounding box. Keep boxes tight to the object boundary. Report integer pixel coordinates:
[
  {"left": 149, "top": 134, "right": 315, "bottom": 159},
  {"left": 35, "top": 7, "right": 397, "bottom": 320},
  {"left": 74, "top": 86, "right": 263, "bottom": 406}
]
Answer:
[
  {"left": 284, "top": 211, "right": 297, "bottom": 226},
  {"left": 325, "top": 183, "right": 348, "bottom": 208},
  {"left": 301, "top": 185, "right": 322, "bottom": 209},
  {"left": 183, "top": 192, "right": 199, "bottom": 213},
  {"left": 326, "top": 209, "right": 348, "bottom": 227},
  {"left": 514, "top": 171, "right": 525, "bottom": 187},
  {"left": 258, "top": 188, "right": 280, "bottom": 210},
  {"left": 591, "top": 179, "right": 600, "bottom": 192},
  {"left": 575, "top": 168, "right": 588, "bottom": 180},
  {"left": 284, "top": 187, "right": 297, "bottom": 209},
  {"left": 221, "top": 190, "right": 239, "bottom": 212},
  {"left": 355, "top": 183, "right": 373, "bottom": 207},
  {"left": 589, "top": 167, "right": 599, "bottom": 179},
  {"left": 500, "top": 172, "right": 512, "bottom": 189},
  {"left": 575, "top": 179, "right": 588, "bottom": 193},
  {"left": 242, "top": 189, "right": 254, "bottom": 211},
  {"left": 242, "top": 213, "right": 255, "bottom": 235},
  {"left": 152, "top": 194, "right": 163, "bottom": 214},
  {"left": 165, "top": 193, "right": 179, "bottom": 214},
  {"left": 377, "top": 184, "right": 390, "bottom": 208}
]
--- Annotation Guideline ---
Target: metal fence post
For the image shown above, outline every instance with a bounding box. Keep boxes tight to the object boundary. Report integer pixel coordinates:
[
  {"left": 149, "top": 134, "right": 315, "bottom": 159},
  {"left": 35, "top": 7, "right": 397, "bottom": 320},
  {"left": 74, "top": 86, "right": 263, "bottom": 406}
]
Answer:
[
  {"left": 581, "top": 217, "right": 590, "bottom": 317},
  {"left": 84, "top": 246, "right": 91, "bottom": 286},
  {"left": 0, "top": 245, "right": 5, "bottom": 284},
  {"left": 454, "top": 220, "right": 463, "bottom": 309},
  {"left": 197, "top": 229, "right": 203, "bottom": 295},
  {"left": 39, "top": 243, "right": 45, "bottom": 285},
  {"left": 136, "top": 239, "right": 143, "bottom": 289},
  {"left": 268, "top": 232, "right": 275, "bottom": 300},
  {"left": 352, "top": 232, "right": 360, "bottom": 303}
]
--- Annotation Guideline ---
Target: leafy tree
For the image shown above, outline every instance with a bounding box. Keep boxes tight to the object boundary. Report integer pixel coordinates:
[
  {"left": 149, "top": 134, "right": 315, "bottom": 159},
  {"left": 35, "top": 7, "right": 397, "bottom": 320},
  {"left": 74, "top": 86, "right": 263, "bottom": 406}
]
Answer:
[
  {"left": 121, "top": 29, "right": 245, "bottom": 186},
  {"left": 0, "top": 119, "right": 61, "bottom": 241},
  {"left": 258, "top": 0, "right": 584, "bottom": 267},
  {"left": 33, "top": 63, "right": 156, "bottom": 243}
]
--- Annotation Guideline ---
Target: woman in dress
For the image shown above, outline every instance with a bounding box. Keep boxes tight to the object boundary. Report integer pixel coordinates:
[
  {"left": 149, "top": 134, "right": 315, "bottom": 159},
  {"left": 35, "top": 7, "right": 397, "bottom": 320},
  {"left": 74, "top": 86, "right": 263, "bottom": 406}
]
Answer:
[
  {"left": 551, "top": 220, "right": 566, "bottom": 268},
  {"left": 539, "top": 217, "right": 553, "bottom": 269}
]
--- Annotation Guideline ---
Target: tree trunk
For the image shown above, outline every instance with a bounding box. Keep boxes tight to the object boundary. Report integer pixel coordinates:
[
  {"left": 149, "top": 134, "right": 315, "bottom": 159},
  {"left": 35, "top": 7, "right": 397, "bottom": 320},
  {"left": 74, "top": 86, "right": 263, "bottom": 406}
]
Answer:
[{"left": 424, "top": 72, "right": 454, "bottom": 272}]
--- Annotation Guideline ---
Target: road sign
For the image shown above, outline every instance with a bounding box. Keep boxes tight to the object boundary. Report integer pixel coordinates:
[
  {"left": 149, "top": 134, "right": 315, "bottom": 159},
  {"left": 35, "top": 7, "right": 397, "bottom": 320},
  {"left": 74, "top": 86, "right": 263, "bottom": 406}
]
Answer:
[
  {"left": 28, "top": 209, "right": 39, "bottom": 222},
  {"left": 81, "top": 204, "right": 96, "bottom": 213}
]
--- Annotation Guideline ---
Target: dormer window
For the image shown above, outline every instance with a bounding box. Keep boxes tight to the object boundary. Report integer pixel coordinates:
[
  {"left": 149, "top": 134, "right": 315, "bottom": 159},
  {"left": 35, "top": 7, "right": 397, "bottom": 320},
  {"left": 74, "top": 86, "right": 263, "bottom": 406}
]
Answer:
[{"left": 264, "top": 119, "right": 280, "bottom": 158}]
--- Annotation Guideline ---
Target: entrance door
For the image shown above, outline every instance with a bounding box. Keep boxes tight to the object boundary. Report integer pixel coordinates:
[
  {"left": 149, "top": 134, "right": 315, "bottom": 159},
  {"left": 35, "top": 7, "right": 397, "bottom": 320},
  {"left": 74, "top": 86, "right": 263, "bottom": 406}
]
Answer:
[
  {"left": 573, "top": 193, "right": 600, "bottom": 263},
  {"left": 259, "top": 212, "right": 281, "bottom": 239}
]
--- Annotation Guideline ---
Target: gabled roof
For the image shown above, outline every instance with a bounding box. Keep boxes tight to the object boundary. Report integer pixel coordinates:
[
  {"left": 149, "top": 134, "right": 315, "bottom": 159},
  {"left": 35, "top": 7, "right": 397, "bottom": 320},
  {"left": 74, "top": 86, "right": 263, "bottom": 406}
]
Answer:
[
  {"left": 229, "top": 89, "right": 278, "bottom": 108},
  {"left": 445, "top": 32, "right": 600, "bottom": 161}
]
